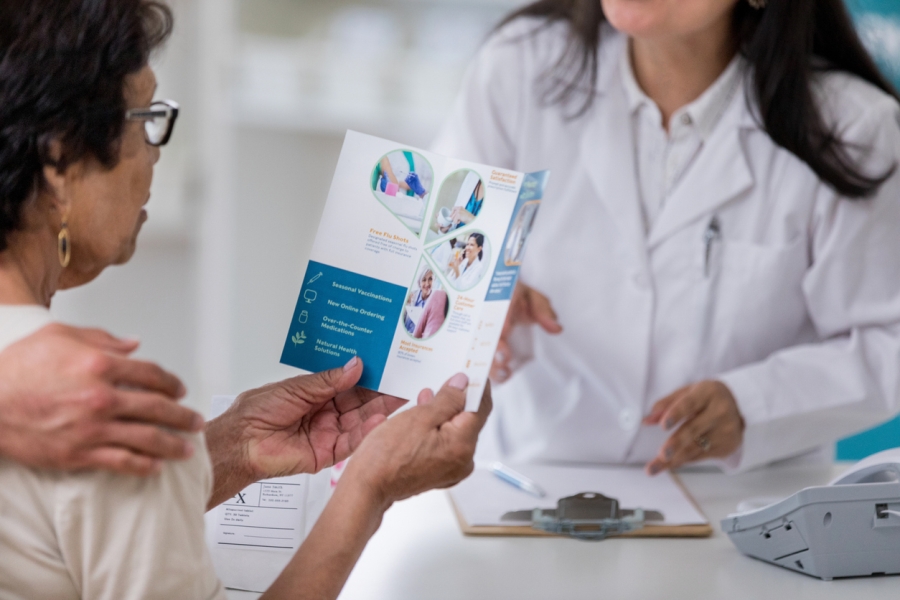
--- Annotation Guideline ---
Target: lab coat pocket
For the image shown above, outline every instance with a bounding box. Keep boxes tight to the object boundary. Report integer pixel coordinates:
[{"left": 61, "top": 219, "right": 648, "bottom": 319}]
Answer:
[{"left": 706, "top": 236, "right": 810, "bottom": 368}]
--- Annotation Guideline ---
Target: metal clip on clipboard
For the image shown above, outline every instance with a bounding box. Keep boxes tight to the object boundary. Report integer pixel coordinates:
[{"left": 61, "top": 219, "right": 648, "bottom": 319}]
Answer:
[{"left": 502, "top": 492, "right": 664, "bottom": 541}]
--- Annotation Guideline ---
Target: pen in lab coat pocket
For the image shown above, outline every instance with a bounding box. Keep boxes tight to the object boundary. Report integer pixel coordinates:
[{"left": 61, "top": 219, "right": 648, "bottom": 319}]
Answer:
[{"left": 704, "top": 215, "right": 721, "bottom": 278}]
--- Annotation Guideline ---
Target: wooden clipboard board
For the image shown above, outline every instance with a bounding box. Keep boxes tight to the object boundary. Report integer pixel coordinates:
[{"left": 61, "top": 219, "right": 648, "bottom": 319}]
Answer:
[{"left": 449, "top": 474, "right": 713, "bottom": 538}]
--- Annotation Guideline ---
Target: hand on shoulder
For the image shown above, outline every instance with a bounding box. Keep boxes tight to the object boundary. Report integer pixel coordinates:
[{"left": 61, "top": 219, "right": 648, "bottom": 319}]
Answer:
[{"left": 0, "top": 323, "right": 202, "bottom": 476}]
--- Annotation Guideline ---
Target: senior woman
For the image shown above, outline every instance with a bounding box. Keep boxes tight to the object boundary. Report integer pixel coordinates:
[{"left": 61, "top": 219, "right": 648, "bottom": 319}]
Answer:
[
  {"left": 0, "top": 2, "right": 489, "bottom": 599},
  {"left": 404, "top": 268, "right": 435, "bottom": 333},
  {"left": 435, "top": 0, "right": 900, "bottom": 474},
  {"left": 413, "top": 290, "right": 450, "bottom": 339}
]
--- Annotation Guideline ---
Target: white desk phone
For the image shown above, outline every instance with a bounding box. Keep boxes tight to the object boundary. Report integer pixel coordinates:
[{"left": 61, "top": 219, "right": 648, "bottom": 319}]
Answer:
[{"left": 723, "top": 447, "right": 900, "bottom": 580}]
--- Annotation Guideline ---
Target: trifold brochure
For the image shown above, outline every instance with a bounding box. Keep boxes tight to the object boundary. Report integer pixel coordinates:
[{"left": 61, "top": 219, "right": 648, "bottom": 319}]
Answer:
[{"left": 281, "top": 131, "right": 548, "bottom": 411}]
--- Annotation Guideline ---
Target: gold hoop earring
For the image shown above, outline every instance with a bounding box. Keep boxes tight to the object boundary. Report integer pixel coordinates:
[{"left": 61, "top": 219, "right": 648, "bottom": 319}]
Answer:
[
  {"left": 58, "top": 221, "right": 71, "bottom": 268},
  {"left": 748, "top": 0, "right": 767, "bottom": 8}
]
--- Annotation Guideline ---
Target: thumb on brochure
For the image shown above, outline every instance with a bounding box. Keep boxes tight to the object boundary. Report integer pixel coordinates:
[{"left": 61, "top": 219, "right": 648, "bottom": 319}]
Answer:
[{"left": 281, "top": 356, "right": 365, "bottom": 404}]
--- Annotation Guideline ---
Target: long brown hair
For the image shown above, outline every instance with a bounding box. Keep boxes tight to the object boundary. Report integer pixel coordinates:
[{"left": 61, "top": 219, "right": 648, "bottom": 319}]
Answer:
[{"left": 500, "top": 0, "right": 898, "bottom": 199}]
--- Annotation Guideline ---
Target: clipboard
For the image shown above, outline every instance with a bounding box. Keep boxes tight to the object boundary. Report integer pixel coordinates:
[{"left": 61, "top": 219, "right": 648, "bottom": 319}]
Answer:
[{"left": 448, "top": 466, "right": 713, "bottom": 539}]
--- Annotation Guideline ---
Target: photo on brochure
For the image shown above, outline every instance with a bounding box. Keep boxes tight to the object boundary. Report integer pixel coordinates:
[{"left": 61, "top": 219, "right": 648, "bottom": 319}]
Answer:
[
  {"left": 402, "top": 259, "right": 451, "bottom": 341},
  {"left": 425, "top": 168, "right": 486, "bottom": 244},
  {"left": 504, "top": 200, "right": 540, "bottom": 266},
  {"left": 428, "top": 230, "right": 491, "bottom": 292},
  {"left": 370, "top": 149, "right": 434, "bottom": 237},
  {"left": 281, "top": 131, "right": 549, "bottom": 411}
]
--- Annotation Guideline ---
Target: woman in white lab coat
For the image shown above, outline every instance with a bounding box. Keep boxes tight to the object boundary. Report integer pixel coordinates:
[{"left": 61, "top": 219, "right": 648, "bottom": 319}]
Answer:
[
  {"left": 447, "top": 233, "right": 487, "bottom": 291},
  {"left": 433, "top": 0, "right": 900, "bottom": 473}
]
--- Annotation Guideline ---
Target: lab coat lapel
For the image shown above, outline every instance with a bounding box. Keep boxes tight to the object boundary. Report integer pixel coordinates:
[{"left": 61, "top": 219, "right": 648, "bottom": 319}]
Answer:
[
  {"left": 647, "top": 94, "right": 756, "bottom": 250},
  {"left": 580, "top": 87, "right": 648, "bottom": 266}
]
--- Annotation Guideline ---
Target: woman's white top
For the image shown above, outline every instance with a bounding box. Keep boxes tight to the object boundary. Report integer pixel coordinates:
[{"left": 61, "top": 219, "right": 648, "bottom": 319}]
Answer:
[
  {"left": 448, "top": 255, "right": 485, "bottom": 291},
  {"left": 623, "top": 48, "right": 743, "bottom": 229},
  {"left": 432, "top": 19, "right": 900, "bottom": 471},
  {"left": 0, "top": 306, "right": 226, "bottom": 599}
]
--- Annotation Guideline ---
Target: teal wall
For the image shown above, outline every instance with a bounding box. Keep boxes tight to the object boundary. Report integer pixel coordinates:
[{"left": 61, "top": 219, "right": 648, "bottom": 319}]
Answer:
[{"left": 836, "top": 0, "right": 900, "bottom": 460}]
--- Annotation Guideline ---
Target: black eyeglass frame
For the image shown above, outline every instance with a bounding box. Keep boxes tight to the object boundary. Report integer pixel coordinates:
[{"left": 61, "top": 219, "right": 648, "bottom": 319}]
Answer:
[{"left": 125, "top": 99, "right": 179, "bottom": 147}]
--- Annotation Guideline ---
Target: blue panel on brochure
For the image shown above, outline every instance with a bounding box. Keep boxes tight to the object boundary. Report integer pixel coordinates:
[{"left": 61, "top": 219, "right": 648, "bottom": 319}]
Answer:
[
  {"left": 484, "top": 171, "right": 550, "bottom": 302},
  {"left": 281, "top": 261, "right": 406, "bottom": 390}
]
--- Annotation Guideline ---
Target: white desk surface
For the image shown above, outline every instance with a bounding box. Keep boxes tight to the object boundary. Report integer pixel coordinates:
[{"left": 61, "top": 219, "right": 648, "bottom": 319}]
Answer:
[{"left": 227, "top": 463, "right": 900, "bottom": 600}]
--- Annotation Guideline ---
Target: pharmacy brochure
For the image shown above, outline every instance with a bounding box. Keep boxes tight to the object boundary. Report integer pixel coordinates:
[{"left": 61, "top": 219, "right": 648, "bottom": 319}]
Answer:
[{"left": 280, "top": 131, "right": 548, "bottom": 411}]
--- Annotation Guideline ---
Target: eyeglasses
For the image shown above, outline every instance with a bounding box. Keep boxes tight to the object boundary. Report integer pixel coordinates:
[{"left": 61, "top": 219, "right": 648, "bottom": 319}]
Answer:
[{"left": 125, "top": 100, "right": 179, "bottom": 146}]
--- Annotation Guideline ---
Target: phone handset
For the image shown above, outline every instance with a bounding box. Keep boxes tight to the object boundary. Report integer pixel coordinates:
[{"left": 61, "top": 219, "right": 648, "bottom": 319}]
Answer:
[{"left": 829, "top": 448, "right": 900, "bottom": 486}]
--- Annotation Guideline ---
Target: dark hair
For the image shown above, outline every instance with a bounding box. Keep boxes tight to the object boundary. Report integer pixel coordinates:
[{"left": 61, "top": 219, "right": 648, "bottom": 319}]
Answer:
[
  {"left": 469, "top": 233, "right": 485, "bottom": 260},
  {"left": 500, "top": 0, "right": 898, "bottom": 199},
  {"left": 0, "top": 0, "right": 173, "bottom": 251}
]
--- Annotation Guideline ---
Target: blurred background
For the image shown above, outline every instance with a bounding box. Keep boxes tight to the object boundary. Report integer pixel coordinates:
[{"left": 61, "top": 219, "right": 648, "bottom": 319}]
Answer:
[{"left": 49, "top": 0, "right": 900, "bottom": 458}]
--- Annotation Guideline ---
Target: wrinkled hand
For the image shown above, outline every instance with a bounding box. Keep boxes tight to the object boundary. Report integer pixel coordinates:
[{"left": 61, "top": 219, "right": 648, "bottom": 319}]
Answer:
[
  {"left": 343, "top": 373, "right": 491, "bottom": 506},
  {"left": 259, "top": 376, "right": 491, "bottom": 600},
  {"left": 0, "top": 323, "right": 201, "bottom": 476},
  {"left": 208, "top": 357, "right": 406, "bottom": 491},
  {"left": 491, "top": 283, "right": 562, "bottom": 382},
  {"left": 644, "top": 380, "right": 745, "bottom": 475}
]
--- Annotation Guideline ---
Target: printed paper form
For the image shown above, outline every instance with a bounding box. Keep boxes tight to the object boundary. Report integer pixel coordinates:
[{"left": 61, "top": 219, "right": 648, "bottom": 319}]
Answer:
[
  {"left": 209, "top": 396, "right": 307, "bottom": 554},
  {"left": 216, "top": 479, "right": 306, "bottom": 551},
  {"left": 450, "top": 464, "right": 708, "bottom": 527}
]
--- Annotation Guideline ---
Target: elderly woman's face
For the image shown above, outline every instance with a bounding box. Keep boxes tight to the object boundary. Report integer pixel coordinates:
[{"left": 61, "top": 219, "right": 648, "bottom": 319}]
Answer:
[
  {"left": 601, "top": 0, "right": 739, "bottom": 40},
  {"left": 420, "top": 271, "right": 433, "bottom": 297},
  {"left": 58, "top": 66, "right": 160, "bottom": 287}
]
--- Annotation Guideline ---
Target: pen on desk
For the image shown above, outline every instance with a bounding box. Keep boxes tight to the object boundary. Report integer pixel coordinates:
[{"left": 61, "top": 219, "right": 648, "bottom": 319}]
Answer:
[{"left": 491, "top": 462, "right": 546, "bottom": 498}]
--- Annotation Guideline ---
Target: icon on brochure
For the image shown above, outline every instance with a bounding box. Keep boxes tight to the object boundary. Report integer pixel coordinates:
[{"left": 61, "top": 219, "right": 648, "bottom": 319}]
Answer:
[
  {"left": 308, "top": 272, "right": 324, "bottom": 285},
  {"left": 303, "top": 289, "right": 318, "bottom": 304},
  {"left": 298, "top": 310, "right": 309, "bottom": 324},
  {"left": 292, "top": 331, "right": 307, "bottom": 346}
]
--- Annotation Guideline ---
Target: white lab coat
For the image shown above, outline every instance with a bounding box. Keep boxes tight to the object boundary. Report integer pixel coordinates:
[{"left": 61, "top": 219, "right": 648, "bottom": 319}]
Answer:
[
  {"left": 448, "top": 254, "right": 486, "bottom": 291},
  {"left": 432, "top": 19, "right": 900, "bottom": 472}
]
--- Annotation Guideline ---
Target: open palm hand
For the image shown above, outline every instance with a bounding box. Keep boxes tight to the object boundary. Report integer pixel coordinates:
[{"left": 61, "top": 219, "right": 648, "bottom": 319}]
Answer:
[
  {"left": 236, "top": 366, "right": 406, "bottom": 479},
  {"left": 206, "top": 358, "right": 406, "bottom": 507}
]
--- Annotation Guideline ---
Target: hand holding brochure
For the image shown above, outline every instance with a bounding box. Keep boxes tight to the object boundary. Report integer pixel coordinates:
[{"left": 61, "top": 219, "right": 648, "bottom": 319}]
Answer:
[{"left": 281, "top": 131, "right": 548, "bottom": 411}]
